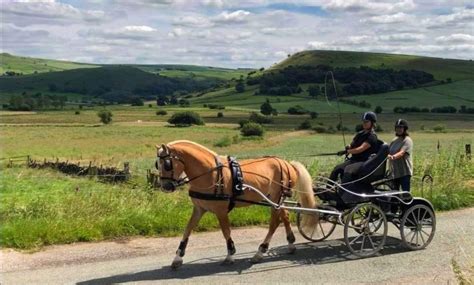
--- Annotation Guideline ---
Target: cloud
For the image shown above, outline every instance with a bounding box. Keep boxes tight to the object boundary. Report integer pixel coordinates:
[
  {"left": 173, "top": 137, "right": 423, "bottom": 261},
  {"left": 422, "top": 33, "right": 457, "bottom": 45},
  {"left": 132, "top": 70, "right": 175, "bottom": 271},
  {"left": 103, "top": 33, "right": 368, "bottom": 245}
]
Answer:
[
  {"left": 423, "top": 7, "right": 474, "bottom": 28},
  {"left": 124, "top": 25, "right": 157, "bottom": 32},
  {"left": 436, "top": 33, "right": 474, "bottom": 43},
  {"left": 173, "top": 15, "right": 213, "bottom": 28},
  {"left": 379, "top": 33, "right": 425, "bottom": 42},
  {"left": 2, "top": 0, "right": 105, "bottom": 26},
  {"left": 323, "top": 0, "right": 415, "bottom": 14},
  {"left": 214, "top": 10, "right": 251, "bottom": 23},
  {"left": 363, "top": 12, "right": 412, "bottom": 24}
]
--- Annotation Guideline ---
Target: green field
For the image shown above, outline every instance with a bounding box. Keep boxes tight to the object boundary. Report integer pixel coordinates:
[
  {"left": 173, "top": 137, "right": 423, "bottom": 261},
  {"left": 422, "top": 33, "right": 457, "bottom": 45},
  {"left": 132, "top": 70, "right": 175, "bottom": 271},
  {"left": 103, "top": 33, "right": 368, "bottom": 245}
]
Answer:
[
  {"left": 0, "top": 107, "right": 473, "bottom": 249},
  {"left": 190, "top": 81, "right": 474, "bottom": 114},
  {"left": 0, "top": 53, "right": 98, "bottom": 75}
]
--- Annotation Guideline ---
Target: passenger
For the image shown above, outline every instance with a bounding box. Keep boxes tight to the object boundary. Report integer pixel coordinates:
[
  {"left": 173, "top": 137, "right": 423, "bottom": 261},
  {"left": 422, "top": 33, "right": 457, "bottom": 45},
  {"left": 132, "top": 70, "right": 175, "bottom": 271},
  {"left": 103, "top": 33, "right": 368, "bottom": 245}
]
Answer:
[
  {"left": 329, "top": 111, "right": 379, "bottom": 183},
  {"left": 388, "top": 119, "right": 413, "bottom": 192}
]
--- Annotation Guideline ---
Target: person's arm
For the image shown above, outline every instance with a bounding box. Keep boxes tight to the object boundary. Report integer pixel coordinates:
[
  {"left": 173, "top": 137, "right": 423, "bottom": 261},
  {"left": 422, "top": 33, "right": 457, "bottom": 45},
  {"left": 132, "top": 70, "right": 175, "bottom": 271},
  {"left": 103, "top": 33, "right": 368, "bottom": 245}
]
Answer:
[
  {"left": 388, "top": 149, "right": 405, "bottom": 160},
  {"left": 347, "top": 142, "right": 371, "bottom": 155}
]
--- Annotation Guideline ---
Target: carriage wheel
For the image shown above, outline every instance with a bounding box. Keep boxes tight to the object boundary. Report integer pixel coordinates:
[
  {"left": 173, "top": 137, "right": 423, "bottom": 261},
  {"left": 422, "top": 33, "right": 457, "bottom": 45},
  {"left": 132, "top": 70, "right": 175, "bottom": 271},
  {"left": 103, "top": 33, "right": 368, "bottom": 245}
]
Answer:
[
  {"left": 344, "top": 203, "right": 387, "bottom": 257},
  {"left": 400, "top": 204, "right": 436, "bottom": 250},
  {"left": 296, "top": 205, "right": 337, "bottom": 242}
]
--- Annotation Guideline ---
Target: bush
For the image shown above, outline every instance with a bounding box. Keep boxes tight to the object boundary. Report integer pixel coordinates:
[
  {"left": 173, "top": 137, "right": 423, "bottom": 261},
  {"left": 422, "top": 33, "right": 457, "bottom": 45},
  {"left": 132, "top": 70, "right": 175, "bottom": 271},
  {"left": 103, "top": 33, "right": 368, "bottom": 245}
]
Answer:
[
  {"left": 375, "top": 124, "right": 384, "bottom": 132},
  {"left": 208, "top": 104, "right": 225, "bottom": 110},
  {"left": 217, "top": 112, "right": 224, "bottom": 118},
  {"left": 130, "top": 97, "right": 144, "bottom": 106},
  {"left": 374, "top": 106, "right": 383, "bottom": 114},
  {"left": 168, "top": 111, "right": 204, "bottom": 127},
  {"left": 433, "top": 124, "right": 446, "bottom": 133},
  {"left": 288, "top": 105, "right": 307, "bottom": 115},
  {"left": 156, "top": 110, "right": 167, "bottom": 116},
  {"left": 309, "top": 112, "right": 318, "bottom": 119},
  {"left": 238, "top": 119, "right": 250, "bottom": 128},
  {"left": 249, "top": 112, "right": 273, "bottom": 124},
  {"left": 313, "top": 126, "right": 328, "bottom": 133},
  {"left": 298, "top": 119, "right": 312, "bottom": 130},
  {"left": 97, "top": 110, "right": 113, "bottom": 124},
  {"left": 75, "top": 111, "right": 80, "bottom": 115},
  {"left": 148, "top": 104, "right": 153, "bottom": 108},
  {"left": 241, "top": 122, "right": 265, "bottom": 137},
  {"left": 179, "top": 99, "right": 190, "bottom": 107}
]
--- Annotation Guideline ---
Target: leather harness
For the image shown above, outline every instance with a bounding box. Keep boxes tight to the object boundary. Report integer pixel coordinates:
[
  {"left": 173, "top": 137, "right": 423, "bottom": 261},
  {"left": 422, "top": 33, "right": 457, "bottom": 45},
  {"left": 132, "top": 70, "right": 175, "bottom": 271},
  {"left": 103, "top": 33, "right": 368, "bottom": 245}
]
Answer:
[{"left": 188, "top": 156, "right": 293, "bottom": 212}]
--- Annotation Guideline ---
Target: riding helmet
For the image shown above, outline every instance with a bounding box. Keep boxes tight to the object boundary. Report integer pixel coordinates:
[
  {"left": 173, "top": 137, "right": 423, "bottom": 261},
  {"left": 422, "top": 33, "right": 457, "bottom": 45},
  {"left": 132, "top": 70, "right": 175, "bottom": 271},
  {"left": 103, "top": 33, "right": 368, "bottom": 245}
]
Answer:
[
  {"left": 362, "top": 111, "right": 377, "bottom": 123},
  {"left": 395, "top": 118, "right": 409, "bottom": 130}
]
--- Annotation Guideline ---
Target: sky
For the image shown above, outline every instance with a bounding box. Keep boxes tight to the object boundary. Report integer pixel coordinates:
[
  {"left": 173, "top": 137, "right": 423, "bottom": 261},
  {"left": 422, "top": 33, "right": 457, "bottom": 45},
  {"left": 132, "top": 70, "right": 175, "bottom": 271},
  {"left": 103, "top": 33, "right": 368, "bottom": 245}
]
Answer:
[{"left": 1, "top": 0, "right": 473, "bottom": 68}]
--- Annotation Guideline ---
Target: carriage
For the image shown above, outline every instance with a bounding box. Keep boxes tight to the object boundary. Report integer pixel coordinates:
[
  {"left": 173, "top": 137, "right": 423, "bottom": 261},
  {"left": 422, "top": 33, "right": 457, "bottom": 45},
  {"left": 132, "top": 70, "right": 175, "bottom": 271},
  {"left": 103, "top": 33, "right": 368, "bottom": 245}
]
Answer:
[
  {"left": 246, "top": 142, "right": 437, "bottom": 258},
  {"left": 156, "top": 140, "right": 436, "bottom": 268}
]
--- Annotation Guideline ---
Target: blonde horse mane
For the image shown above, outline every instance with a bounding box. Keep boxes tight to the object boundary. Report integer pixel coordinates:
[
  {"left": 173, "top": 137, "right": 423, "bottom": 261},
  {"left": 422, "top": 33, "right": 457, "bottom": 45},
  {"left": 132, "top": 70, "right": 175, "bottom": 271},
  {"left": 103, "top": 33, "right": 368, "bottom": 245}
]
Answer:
[{"left": 167, "top": 140, "right": 218, "bottom": 156}]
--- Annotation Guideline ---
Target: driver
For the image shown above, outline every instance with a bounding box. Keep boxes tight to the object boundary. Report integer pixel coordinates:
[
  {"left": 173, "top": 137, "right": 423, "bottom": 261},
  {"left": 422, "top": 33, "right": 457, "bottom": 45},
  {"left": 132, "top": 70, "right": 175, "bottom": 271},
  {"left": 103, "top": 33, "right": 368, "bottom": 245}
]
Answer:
[{"left": 329, "top": 111, "right": 379, "bottom": 183}]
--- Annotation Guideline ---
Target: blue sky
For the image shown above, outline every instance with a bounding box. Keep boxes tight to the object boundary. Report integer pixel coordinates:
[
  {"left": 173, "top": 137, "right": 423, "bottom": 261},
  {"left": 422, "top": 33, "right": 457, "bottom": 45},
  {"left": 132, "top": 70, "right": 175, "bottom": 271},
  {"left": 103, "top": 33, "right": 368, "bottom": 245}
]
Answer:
[{"left": 1, "top": 0, "right": 473, "bottom": 68}]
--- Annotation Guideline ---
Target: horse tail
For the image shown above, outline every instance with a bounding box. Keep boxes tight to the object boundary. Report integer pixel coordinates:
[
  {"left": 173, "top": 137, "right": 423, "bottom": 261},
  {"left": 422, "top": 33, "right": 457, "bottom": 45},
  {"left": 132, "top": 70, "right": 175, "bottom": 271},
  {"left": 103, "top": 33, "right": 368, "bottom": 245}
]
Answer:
[{"left": 290, "top": 161, "right": 319, "bottom": 230}]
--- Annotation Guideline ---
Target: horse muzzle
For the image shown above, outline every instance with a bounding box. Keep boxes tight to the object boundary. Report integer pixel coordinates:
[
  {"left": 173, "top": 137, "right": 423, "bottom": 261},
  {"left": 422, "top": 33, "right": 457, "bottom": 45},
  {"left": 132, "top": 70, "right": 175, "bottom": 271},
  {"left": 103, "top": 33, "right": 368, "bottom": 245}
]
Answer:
[{"left": 161, "top": 179, "right": 178, "bottom": 193}]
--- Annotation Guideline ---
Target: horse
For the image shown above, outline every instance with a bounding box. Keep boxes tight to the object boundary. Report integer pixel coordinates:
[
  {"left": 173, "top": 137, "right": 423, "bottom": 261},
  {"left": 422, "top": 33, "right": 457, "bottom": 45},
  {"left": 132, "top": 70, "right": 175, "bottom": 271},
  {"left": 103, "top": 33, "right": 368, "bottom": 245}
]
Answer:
[{"left": 155, "top": 140, "right": 318, "bottom": 269}]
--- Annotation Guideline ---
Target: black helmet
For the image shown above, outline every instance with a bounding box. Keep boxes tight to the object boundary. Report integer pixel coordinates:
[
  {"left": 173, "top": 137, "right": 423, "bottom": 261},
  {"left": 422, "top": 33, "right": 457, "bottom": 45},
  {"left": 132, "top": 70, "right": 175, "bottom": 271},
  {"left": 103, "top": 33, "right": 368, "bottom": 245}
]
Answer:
[
  {"left": 362, "top": 111, "right": 377, "bottom": 123},
  {"left": 395, "top": 118, "right": 408, "bottom": 129}
]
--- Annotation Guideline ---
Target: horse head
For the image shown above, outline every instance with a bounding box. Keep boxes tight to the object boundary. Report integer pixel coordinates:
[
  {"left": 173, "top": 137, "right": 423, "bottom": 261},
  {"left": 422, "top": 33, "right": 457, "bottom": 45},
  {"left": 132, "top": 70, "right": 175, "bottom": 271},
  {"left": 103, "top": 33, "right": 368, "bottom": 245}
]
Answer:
[{"left": 155, "top": 144, "right": 186, "bottom": 192}]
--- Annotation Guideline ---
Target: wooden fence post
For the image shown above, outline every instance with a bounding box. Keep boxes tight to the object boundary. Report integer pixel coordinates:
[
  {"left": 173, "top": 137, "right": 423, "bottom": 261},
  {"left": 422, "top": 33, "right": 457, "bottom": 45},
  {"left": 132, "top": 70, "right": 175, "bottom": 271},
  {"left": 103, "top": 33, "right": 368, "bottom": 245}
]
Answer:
[{"left": 466, "top": 144, "right": 471, "bottom": 160}]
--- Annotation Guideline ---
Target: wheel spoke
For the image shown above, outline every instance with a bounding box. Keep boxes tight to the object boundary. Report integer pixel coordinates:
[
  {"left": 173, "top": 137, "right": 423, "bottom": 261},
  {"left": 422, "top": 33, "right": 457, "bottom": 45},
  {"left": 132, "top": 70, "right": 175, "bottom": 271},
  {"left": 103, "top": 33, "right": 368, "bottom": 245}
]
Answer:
[
  {"left": 406, "top": 216, "right": 417, "bottom": 227},
  {"left": 419, "top": 230, "right": 426, "bottom": 245},
  {"left": 310, "top": 215, "right": 317, "bottom": 238},
  {"left": 421, "top": 209, "right": 428, "bottom": 222},
  {"left": 360, "top": 234, "right": 367, "bottom": 252},
  {"left": 409, "top": 230, "right": 416, "bottom": 244},
  {"left": 410, "top": 212, "right": 418, "bottom": 226},
  {"left": 320, "top": 219, "right": 327, "bottom": 237},
  {"left": 367, "top": 234, "right": 376, "bottom": 249},
  {"left": 350, "top": 233, "right": 364, "bottom": 245},
  {"left": 415, "top": 230, "right": 419, "bottom": 246},
  {"left": 417, "top": 208, "right": 421, "bottom": 224}
]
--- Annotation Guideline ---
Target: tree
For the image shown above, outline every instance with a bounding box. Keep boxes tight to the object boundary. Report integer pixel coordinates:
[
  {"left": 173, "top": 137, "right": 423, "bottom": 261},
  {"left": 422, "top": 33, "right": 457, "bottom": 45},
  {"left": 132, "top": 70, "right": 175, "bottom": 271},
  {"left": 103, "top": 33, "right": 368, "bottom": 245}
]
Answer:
[
  {"left": 168, "top": 111, "right": 204, "bottom": 127},
  {"left": 260, "top": 100, "right": 273, "bottom": 116},
  {"left": 98, "top": 110, "right": 113, "bottom": 124},
  {"left": 374, "top": 106, "right": 383, "bottom": 114},
  {"left": 235, "top": 76, "right": 245, "bottom": 93},
  {"left": 130, "top": 97, "right": 144, "bottom": 106},
  {"left": 308, "top": 85, "right": 320, "bottom": 98},
  {"left": 241, "top": 122, "right": 264, "bottom": 137}
]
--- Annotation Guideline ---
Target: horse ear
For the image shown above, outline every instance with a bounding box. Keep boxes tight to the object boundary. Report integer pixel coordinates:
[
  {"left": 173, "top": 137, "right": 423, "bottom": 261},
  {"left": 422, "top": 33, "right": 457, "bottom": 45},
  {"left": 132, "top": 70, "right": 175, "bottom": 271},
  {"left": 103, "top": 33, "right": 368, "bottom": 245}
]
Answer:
[{"left": 155, "top": 144, "right": 161, "bottom": 149}]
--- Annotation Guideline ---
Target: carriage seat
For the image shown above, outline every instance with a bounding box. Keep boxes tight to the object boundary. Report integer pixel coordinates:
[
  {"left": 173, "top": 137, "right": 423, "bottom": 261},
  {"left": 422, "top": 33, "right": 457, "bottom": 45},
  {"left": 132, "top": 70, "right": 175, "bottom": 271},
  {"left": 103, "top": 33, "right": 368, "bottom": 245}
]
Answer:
[{"left": 339, "top": 142, "right": 389, "bottom": 204}]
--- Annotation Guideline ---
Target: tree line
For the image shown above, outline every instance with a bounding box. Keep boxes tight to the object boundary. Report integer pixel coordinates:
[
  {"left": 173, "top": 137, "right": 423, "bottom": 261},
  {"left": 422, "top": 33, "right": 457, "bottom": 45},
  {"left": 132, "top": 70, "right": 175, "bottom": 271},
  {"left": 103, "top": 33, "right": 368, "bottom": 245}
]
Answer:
[{"left": 247, "top": 65, "right": 435, "bottom": 97}]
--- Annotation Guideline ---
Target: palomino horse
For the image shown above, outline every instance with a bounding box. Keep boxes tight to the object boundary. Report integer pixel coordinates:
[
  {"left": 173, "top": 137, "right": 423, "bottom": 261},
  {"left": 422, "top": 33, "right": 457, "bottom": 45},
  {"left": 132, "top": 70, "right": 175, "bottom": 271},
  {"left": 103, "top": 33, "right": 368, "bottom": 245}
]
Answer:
[{"left": 156, "top": 140, "right": 318, "bottom": 269}]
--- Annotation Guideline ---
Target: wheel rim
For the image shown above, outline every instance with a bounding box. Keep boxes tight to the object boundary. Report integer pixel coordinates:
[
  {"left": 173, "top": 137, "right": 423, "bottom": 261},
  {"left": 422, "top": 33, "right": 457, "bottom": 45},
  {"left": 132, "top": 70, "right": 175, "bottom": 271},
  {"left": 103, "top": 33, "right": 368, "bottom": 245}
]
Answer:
[
  {"left": 297, "top": 206, "right": 337, "bottom": 242},
  {"left": 400, "top": 204, "right": 435, "bottom": 250},
  {"left": 344, "top": 203, "right": 387, "bottom": 257}
]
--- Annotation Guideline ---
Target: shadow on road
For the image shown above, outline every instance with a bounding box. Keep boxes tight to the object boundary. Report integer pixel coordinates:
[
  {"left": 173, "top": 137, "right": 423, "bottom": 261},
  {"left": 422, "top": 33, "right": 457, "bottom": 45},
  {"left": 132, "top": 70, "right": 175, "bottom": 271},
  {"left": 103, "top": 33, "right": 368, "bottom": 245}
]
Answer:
[{"left": 77, "top": 237, "right": 410, "bottom": 284}]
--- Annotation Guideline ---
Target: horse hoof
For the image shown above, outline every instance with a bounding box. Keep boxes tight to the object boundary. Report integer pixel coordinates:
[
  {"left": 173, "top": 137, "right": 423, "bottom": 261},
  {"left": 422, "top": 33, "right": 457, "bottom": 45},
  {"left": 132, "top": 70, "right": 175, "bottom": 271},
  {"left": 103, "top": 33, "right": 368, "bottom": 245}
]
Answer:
[
  {"left": 288, "top": 244, "right": 296, "bottom": 254},
  {"left": 250, "top": 253, "right": 263, "bottom": 263},
  {"left": 221, "top": 256, "right": 235, "bottom": 265},
  {"left": 171, "top": 256, "right": 183, "bottom": 270}
]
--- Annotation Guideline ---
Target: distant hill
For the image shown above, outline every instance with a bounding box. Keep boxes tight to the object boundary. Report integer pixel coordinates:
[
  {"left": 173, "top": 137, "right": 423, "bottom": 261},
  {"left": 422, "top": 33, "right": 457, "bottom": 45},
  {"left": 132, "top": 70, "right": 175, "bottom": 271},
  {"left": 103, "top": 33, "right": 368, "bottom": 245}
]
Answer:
[
  {"left": 0, "top": 65, "right": 222, "bottom": 104},
  {"left": 273, "top": 50, "right": 474, "bottom": 81},
  {"left": 0, "top": 53, "right": 253, "bottom": 80},
  {"left": 0, "top": 53, "right": 98, "bottom": 75}
]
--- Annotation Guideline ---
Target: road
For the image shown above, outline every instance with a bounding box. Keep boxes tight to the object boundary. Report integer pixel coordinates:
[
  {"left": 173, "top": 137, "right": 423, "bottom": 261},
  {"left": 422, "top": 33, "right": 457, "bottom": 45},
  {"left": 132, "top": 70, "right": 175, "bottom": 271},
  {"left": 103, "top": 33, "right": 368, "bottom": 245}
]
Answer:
[{"left": 1, "top": 208, "right": 473, "bottom": 284}]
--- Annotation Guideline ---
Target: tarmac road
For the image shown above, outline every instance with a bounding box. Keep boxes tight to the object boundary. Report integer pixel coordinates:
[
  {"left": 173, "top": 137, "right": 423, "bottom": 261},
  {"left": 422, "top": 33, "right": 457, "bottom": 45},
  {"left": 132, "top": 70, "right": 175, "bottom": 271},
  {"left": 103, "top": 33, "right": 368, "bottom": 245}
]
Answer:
[{"left": 1, "top": 208, "right": 472, "bottom": 284}]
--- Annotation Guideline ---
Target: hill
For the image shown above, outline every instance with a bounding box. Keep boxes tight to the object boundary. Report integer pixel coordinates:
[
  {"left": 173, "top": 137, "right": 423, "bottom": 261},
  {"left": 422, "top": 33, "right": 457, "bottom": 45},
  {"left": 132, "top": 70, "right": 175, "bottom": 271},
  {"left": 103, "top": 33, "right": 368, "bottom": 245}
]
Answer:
[
  {"left": 0, "top": 53, "right": 253, "bottom": 80},
  {"left": 273, "top": 50, "right": 474, "bottom": 81},
  {"left": 0, "top": 53, "right": 98, "bottom": 75},
  {"left": 0, "top": 65, "right": 222, "bottom": 105}
]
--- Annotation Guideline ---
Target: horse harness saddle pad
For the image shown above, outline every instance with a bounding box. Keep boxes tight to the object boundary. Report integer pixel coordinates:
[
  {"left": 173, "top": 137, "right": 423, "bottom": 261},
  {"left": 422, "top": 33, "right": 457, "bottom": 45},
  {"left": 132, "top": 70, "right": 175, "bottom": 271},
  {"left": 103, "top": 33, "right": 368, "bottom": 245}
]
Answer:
[{"left": 227, "top": 156, "right": 244, "bottom": 197}]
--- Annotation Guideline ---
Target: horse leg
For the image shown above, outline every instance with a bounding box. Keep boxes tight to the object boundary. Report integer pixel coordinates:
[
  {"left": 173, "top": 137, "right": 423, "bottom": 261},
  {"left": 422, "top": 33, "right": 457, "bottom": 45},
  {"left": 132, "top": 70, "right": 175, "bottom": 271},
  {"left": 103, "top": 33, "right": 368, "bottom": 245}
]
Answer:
[
  {"left": 216, "top": 212, "right": 236, "bottom": 265},
  {"left": 280, "top": 209, "right": 296, "bottom": 254},
  {"left": 251, "top": 208, "right": 281, "bottom": 263},
  {"left": 171, "top": 205, "right": 206, "bottom": 270}
]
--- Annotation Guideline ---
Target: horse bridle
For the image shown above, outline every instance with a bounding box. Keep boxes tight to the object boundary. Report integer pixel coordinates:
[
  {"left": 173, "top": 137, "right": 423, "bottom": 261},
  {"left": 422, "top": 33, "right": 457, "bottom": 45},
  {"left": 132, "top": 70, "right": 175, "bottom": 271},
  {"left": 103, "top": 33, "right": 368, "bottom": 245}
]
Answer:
[{"left": 156, "top": 149, "right": 224, "bottom": 188}]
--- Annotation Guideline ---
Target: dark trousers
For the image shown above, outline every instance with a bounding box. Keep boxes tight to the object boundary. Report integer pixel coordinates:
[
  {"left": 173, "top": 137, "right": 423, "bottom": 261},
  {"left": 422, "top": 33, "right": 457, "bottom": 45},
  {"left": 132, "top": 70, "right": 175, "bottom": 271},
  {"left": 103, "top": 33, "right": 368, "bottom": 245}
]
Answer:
[
  {"left": 329, "top": 160, "right": 356, "bottom": 182},
  {"left": 393, "top": 175, "right": 411, "bottom": 192}
]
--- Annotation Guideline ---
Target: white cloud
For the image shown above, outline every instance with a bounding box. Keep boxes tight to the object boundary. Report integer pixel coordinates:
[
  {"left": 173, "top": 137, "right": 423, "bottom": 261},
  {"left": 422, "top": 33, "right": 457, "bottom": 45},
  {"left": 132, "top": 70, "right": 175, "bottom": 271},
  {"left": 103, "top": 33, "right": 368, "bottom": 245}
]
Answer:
[
  {"left": 363, "top": 12, "right": 412, "bottom": 24},
  {"left": 423, "top": 7, "right": 474, "bottom": 28},
  {"left": 436, "top": 33, "right": 474, "bottom": 43},
  {"left": 173, "top": 15, "right": 213, "bottom": 27},
  {"left": 379, "top": 33, "right": 425, "bottom": 42},
  {"left": 214, "top": 10, "right": 251, "bottom": 23},
  {"left": 323, "top": 0, "right": 415, "bottom": 14},
  {"left": 124, "top": 25, "right": 156, "bottom": 32}
]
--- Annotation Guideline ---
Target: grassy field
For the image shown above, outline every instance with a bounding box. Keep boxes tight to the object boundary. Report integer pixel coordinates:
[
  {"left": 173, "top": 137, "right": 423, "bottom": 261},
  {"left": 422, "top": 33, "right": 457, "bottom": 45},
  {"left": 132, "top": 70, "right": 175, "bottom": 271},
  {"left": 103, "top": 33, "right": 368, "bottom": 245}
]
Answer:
[
  {"left": 0, "top": 112, "right": 472, "bottom": 249},
  {"left": 0, "top": 53, "right": 98, "bottom": 75}
]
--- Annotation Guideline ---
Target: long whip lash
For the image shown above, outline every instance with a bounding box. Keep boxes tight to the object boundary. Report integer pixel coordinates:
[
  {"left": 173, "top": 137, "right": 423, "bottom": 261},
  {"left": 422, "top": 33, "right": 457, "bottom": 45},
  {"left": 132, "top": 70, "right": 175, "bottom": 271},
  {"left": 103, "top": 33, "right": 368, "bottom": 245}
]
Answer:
[{"left": 324, "top": 71, "right": 346, "bottom": 148}]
